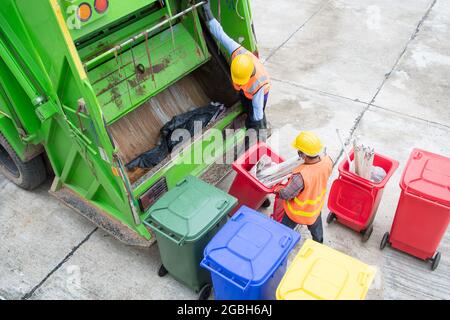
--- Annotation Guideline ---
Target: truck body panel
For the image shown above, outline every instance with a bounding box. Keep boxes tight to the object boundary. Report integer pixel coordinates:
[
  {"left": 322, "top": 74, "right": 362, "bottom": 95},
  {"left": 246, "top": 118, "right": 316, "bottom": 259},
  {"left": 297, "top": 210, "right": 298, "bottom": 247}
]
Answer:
[{"left": 0, "top": 0, "right": 258, "bottom": 245}]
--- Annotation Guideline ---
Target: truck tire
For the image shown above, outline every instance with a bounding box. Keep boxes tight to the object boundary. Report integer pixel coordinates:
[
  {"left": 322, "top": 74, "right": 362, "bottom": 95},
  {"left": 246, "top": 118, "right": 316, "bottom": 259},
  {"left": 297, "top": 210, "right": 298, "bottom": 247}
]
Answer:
[{"left": 0, "top": 133, "right": 47, "bottom": 190}]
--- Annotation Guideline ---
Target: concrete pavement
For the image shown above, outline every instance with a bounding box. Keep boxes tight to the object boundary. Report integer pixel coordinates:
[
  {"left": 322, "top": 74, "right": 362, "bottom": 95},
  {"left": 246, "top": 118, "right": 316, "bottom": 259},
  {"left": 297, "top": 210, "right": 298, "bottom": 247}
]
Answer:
[{"left": 0, "top": 0, "right": 449, "bottom": 300}]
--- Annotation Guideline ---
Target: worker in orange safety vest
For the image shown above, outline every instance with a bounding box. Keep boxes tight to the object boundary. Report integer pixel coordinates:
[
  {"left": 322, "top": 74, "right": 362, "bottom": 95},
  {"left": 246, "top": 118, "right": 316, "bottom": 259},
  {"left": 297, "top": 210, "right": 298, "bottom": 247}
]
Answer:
[
  {"left": 275, "top": 132, "right": 333, "bottom": 243},
  {"left": 202, "top": 1, "right": 271, "bottom": 134}
]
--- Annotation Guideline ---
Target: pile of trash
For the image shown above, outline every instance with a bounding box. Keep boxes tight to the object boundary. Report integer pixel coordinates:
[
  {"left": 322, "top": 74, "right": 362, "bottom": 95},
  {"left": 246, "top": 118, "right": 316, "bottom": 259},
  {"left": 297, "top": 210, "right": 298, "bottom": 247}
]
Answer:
[
  {"left": 127, "top": 102, "right": 225, "bottom": 170},
  {"left": 250, "top": 155, "right": 304, "bottom": 188},
  {"left": 337, "top": 129, "right": 387, "bottom": 183},
  {"left": 350, "top": 139, "right": 386, "bottom": 183}
]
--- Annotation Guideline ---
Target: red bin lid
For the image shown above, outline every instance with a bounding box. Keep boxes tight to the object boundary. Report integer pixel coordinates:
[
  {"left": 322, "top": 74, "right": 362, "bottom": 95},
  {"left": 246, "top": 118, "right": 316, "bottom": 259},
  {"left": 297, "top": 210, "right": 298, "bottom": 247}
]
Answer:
[{"left": 400, "top": 149, "right": 450, "bottom": 207}]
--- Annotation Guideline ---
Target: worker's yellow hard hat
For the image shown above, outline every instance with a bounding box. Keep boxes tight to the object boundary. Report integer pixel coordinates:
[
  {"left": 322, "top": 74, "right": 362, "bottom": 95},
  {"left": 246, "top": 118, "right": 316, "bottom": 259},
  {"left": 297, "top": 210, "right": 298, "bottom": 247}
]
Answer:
[
  {"left": 231, "top": 54, "right": 254, "bottom": 85},
  {"left": 292, "top": 131, "right": 324, "bottom": 157}
]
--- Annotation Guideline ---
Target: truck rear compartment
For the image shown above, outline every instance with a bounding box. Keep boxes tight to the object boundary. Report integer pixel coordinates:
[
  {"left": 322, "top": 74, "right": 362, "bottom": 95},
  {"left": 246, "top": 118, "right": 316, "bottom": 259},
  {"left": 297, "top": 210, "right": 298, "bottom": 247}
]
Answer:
[
  {"left": 75, "top": 1, "right": 240, "bottom": 184},
  {"left": 109, "top": 55, "right": 238, "bottom": 184}
]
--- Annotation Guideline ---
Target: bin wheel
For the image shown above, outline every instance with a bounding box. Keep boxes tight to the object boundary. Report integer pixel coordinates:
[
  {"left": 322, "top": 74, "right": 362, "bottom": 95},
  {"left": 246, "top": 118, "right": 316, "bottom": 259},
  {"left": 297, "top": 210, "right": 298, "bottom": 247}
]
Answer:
[
  {"left": 326, "top": 212, "right": 336, "bottom": 224},
  {"left": 261, "top": 198, "right": 271, "bottom": 208},
  {"left": 198, "top": 284, "right": 212, "bottom": 300},
  {"left": 361, "top": 225, "right": 373, "bottom": 243},
  {"left": 431, "top": 252, "right": 441, "bottom": 271},
  {"left": 380, "top": 232, "right": 390, "bottom": 250},
  {"left": 158, "top": 264, "right": 168, "bottom": 277}
]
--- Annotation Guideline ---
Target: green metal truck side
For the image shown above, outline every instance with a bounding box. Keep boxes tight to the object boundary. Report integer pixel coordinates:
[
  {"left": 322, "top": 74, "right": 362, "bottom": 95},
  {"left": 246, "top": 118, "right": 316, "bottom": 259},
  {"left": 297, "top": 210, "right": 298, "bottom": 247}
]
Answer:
[{"left": 0, "top": 0, "right": 259, "bottom": 246}]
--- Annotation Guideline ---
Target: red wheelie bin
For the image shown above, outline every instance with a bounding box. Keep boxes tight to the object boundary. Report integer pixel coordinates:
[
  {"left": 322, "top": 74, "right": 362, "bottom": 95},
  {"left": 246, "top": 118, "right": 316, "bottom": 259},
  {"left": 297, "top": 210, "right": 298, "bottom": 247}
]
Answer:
[
  {"left": 228, "top": 142, "right": 284, "bottom": 216},
  {"left": 380, "top": 149, "right": 450, "bottom": 271},
  {"left": 327, "top": 150, "right": 399, "bottom": 242}
]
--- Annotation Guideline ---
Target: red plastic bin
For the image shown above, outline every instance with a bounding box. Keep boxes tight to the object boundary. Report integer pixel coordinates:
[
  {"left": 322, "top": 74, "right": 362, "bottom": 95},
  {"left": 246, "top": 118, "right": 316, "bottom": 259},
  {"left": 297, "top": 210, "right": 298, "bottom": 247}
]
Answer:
[
  {"left": 228, "top": 142, "right": 284, "bottom": 216},
  {"left": 381, "top": 149, "right": 450, "bottom": 271},
  {"left": 327, "top": 150, "right": 399, "bottom": 241}
]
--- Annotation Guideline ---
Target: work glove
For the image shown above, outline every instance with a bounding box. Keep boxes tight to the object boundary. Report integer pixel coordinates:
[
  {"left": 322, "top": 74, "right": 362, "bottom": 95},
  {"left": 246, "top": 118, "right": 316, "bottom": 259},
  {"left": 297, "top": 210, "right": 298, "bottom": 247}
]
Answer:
[
  {"left": 203, "top": 0, "right": 214, "bottom": 21},
  {"left": 246, "top": 116, "right": 267, "bottom": 130},
  {"left": 273, "top": 185, "right": 283, "bottom": 194},
  {"left": 246, "top": 116, "right": 268, "bottom": 142}
]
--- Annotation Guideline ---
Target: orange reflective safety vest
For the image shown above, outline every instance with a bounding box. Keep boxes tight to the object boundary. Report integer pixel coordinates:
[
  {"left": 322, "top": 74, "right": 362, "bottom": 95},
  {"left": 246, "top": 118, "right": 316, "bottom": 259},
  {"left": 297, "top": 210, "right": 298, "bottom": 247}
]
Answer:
[
  {"left": 283, "top": 156, "right": 333, "bottom": 225},
  {"left": 231, "top": 47, "right": 271, "bottom": 99}
]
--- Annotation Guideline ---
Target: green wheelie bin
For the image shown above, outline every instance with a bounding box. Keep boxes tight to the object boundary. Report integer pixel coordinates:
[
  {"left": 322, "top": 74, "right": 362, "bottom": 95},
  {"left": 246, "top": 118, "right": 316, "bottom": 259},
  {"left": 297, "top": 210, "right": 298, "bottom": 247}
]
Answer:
[{"left": 144, "top": 175, "right": 237, "bottom": 300}]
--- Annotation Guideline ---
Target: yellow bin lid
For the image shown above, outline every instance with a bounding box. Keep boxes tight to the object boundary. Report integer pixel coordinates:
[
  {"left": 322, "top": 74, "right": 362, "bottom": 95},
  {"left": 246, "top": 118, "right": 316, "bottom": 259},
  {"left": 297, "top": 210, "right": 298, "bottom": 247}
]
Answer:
[{"left": 276, "top": 240, "right": 376, "bottom": 300}]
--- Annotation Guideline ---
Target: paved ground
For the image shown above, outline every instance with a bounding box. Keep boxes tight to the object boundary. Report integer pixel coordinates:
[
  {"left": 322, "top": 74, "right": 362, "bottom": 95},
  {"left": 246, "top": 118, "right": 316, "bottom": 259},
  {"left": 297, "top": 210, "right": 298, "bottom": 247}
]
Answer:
[{"left": 1, "top": 0, "right": 449, "bottom": 300}]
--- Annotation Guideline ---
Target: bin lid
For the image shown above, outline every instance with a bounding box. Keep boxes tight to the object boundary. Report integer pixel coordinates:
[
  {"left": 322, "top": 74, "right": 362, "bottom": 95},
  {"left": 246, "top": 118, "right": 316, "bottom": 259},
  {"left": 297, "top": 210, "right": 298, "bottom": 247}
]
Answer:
[
  {"left": 145, "top": 176, "right": 237, "bottom": 243},
  {"left": 276, "top": 240, "right": 376, "bottom": 300},
  {"left": 400, "top": 149, "right": 450, "bottom": 207},
  {"left": 328, "top": 179, "right": 374, "bottom": 226},
  {"left": 202, "top": 206, "right": 301, "bottom": 287}
]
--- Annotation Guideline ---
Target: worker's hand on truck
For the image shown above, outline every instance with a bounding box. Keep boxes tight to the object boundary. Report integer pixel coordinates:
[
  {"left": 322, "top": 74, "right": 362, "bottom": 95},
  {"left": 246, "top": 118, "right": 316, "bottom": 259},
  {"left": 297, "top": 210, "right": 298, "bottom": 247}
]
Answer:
[{"left": 202, "top": 0, "right": 214, "bottom": 21}]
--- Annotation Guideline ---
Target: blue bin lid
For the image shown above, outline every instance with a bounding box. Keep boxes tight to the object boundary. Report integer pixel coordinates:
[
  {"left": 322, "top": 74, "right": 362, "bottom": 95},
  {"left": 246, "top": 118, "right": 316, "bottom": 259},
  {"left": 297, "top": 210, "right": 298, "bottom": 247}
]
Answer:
[{"left": 202, "top": 206, "right": 301, "bottom": 288}]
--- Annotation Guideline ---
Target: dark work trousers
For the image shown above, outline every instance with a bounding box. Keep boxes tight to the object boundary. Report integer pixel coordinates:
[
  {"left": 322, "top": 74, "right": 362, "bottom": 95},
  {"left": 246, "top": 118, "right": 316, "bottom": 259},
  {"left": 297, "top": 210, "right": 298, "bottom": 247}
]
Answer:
[
  {"left": 281, "top": 212, "right": 324, "bottom": 244},
  {"left": 239, "top": 91, "right": 269, "bottom": 129},
  {"left": 240, "top": 91, "right": 269, "bottom": 150}
]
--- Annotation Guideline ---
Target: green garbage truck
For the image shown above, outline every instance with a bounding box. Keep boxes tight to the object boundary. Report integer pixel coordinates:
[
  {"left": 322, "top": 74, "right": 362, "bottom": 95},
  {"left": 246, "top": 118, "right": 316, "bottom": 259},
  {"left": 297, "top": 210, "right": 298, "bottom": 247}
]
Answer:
[{"left": 0, "top": 0, "right": 259, "bottom": 246}]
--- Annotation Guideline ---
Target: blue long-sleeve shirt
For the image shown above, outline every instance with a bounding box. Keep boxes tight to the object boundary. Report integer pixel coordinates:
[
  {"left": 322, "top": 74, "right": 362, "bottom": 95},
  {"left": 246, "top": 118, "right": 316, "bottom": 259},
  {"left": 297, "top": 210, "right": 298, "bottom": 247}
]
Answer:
[{"left": 207, "top": 19, "right": 266, "bottom": 121}]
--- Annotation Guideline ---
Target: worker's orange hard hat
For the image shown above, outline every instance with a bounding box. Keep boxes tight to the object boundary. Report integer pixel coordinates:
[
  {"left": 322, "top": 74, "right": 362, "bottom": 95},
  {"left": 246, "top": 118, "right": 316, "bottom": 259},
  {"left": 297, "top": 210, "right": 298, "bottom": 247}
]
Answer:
[{"left": 231, "top": 54, "right": 254, "bottom": 85}]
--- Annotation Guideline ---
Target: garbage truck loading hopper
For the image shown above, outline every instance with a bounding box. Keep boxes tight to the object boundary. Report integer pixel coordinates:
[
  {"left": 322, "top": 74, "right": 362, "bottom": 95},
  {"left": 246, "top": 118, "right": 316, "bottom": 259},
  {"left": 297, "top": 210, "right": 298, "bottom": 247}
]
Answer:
[{"left": 66, "top": 0, "right": 239, "bottom": 182}]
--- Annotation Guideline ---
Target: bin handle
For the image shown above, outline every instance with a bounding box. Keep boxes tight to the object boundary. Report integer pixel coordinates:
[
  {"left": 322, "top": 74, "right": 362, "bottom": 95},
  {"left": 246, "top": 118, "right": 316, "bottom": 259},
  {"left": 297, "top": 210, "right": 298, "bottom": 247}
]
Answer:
[
  {"left": 279, "top": 235, "right": 292, "bottom": 248},
  {"left": 413, "top": 150, "right": 423, "bottom": 160},
  {"left": 402, "top": 190, "right": 449, "bottom": 210},
  {"left": 404, "top": 174, "right": 450, "bottom": 202},
  {"left": 201, "top": 258, "right": 251, "bottom": 291},
  {"left": 143, "top": 220, "right": 186, "bottom": 246},
  {"left": 216, "top": 200, "right": 229, "bottom": 211},
  {"left": 176, "top": 179, "right": 188, "bottom": 187},
  {"left": 357, "top": 272, "right": 369, "bottom": 287}
]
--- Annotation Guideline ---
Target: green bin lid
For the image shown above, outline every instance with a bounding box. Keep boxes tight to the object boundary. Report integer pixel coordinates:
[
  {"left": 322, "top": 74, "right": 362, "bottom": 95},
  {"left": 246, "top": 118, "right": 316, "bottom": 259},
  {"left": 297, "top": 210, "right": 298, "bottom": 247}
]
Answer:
[{"left": 145, "top": 176, "right": 237, "bottom": 244}]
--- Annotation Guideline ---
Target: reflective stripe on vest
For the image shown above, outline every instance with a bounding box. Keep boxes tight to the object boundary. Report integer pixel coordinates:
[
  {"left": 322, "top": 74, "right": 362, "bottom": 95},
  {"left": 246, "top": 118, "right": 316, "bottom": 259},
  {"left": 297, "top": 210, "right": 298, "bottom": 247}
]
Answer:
[
  {"left": 286, "top": 189, "right": 327, "bottom": 218},
  {"left": 248, "top": 75, "right": 269, "bottom": 94},
  {"left": 231, "top": 47, "right": 270, "bottom": 99},
  {"left": 283, "top": 156, "right": 333, "bottom": 225},
  {"left": 232, "top": 47, "right": 247, "bottom": 57}
]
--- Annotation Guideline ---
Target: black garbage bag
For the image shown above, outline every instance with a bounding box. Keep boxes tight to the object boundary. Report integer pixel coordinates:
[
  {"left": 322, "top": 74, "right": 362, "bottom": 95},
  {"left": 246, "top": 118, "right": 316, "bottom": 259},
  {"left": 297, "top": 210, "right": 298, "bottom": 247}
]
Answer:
[{"left": 127, "top": 102, "right": 225, "bottom": 170}]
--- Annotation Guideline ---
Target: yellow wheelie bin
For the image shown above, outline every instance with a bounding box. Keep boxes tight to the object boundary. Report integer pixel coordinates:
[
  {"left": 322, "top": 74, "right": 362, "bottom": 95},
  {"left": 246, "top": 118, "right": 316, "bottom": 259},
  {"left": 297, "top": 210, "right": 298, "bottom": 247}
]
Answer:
[{"left": 277, "top": 240, "right": 376, "bottom": 300}]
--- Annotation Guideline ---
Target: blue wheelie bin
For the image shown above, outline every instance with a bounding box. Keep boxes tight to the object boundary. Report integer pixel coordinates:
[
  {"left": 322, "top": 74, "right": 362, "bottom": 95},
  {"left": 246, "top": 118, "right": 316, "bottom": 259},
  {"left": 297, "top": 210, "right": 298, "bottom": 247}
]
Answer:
[{"left": 201, "top": 206, "right": 300, "bottom": 300}]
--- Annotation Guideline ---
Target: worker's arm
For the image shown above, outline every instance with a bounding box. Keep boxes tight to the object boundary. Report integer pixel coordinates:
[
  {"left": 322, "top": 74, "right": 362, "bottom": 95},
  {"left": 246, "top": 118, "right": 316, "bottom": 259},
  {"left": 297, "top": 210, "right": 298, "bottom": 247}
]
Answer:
[
  {"left": 251, "top": 89, "right": 266, "bottom": 122},
  {"left": 203, "top": 3, "right": 241, "bottom": 55},
  {"left": 278, "top": 174, "right": 305, "bottom": 200}
]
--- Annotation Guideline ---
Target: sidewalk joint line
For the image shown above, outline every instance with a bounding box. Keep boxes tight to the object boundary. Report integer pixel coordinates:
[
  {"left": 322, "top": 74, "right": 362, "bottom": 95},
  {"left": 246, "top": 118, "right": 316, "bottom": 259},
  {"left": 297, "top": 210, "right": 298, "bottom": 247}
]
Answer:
[
  {"left": 346, "top": 0, "right": 438, "bottom": 146},
  {"left": 369, "top": 104, "right": 450, "bottom": 129},
  {"left": 263, "top": 0, "right": 331, "bottom": 64},
  {"left": 271, "top": 77, "right": 372, "bottom": 105},
  {"left": 21, "top": 227, "right": 98, "bottom": 300}
]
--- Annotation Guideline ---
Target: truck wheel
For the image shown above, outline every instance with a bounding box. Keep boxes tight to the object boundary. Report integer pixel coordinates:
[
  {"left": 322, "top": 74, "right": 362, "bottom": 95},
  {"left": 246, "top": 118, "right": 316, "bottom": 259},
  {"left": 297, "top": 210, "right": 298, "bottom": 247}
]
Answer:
[{"left": 0, "top": 134, "right": 47, "bottom": 190}]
